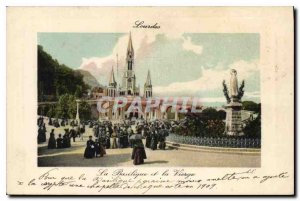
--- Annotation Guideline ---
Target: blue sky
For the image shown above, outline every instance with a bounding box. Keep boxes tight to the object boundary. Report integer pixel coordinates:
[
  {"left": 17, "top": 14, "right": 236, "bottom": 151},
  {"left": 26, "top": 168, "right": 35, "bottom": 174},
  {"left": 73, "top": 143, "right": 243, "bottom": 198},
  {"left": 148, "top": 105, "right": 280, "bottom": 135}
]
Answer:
[
  {"left": 38, "top": 32, "right": 260, "bottom": 105},
  {"left": 38, "top": 33, "right": 125, "bottom": 68}
]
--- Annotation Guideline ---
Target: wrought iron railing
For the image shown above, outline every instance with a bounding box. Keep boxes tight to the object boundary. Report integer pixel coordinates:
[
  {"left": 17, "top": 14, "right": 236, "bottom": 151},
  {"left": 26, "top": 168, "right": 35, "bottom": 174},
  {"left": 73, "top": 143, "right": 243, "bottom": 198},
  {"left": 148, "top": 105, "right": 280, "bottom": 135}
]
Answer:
[{"left": 167, "top": 133, "right": 261, "bottom": 148}]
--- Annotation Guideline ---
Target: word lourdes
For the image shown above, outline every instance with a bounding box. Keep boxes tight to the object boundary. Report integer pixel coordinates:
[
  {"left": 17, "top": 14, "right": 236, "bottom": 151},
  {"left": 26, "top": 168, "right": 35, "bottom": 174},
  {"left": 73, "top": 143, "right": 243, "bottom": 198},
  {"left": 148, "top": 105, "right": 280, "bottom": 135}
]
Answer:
[{"left": 133, "top": 20, "right": 160, "bottom": 29}]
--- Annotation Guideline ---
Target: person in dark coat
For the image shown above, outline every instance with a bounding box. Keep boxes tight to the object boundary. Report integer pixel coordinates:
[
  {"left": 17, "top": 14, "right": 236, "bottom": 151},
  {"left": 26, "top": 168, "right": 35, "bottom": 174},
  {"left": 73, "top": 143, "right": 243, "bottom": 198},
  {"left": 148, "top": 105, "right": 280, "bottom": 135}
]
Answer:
[
  {"left": 123, "top": 129, "right": 129, "bottom": 148},
  {"left": 62, "top": 129, "right": 69, "bottom": 148},
  {"left": 48, "top": 118, "right": 53, "bottom": 126},
  {"left": 158, "top": 133, "right": 166, "bottom": 150},
  {"left": 69, "top": 128, "right": 76, "bottom": 142},
  {"left": 56, "top": 134, "right": 63, "bottom": 149},
  {"left": 95, "top": 139, "right": 106, "bottom": 157},
  {"left": 157, "top": 128, "right": 168, "bottom": 150},
  {"left": 80, "top": 123, "right": 85, "bottom": 134},
  {"left": 118, "top": 128, "right": 124, "bottom": 148},
  {"left": 48, "top": 129, "right": 56, "bottom": 149},
  {"left": 105, "top": 127, "right": 111, "bottom": 149},
  {"left": 54, "top": 119, "right": 60, "bottom": 128},
  {"left": 150, "top": 130, "right": 158, "bottom": 150},
  {"left": 67, "top": 133, "right": 71, "bottom": 148},
  {"left": 84, "top": 136, "right": 95, "bottom": 159},
  {"left": 61, "top": 119, "right": 65, "bottom": 127},
  {"left": 62, "top": 134, "right": 68, "bottom": 148},
  {"left": 42, "top": 123, "right": 47, "bottom": 138},
  {"left": 37, "top": 126, "right": 46, "bottom": 143},
  {"left": 145, "top": 128, "right": 151, "bottom": 148},
  {"left": 38, "top": 117, "right": 44, "bottom": 127},
  {"left": 131, "top": 135, "right": 147, "bottom": 165}
]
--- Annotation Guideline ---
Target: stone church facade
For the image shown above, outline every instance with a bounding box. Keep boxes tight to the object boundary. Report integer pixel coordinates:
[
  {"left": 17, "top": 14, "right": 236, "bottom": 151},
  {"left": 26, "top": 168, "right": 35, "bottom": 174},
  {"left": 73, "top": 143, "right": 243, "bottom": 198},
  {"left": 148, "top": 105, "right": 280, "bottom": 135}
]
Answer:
[
  {"left": 105, "top": 33, "right": 152, "bottom": 99},
  {"left": 77, "top": 33, "right": 201, "bottom": 122}
]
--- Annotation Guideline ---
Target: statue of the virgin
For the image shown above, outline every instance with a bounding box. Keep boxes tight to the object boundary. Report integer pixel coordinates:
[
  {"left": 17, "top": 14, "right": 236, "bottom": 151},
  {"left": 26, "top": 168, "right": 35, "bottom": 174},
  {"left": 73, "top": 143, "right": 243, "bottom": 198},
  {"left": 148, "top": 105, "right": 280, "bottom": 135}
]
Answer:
[{"left": 230, "top": 69, "right": 238, "bottom": 97}]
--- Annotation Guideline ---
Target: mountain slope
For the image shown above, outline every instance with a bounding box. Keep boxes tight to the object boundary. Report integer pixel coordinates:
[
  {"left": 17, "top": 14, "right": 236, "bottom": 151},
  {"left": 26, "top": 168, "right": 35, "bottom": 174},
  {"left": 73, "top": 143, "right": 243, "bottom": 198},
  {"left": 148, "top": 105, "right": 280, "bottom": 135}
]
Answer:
[{"left": 76, "top": 69, "right": 102, "bottom": 88}]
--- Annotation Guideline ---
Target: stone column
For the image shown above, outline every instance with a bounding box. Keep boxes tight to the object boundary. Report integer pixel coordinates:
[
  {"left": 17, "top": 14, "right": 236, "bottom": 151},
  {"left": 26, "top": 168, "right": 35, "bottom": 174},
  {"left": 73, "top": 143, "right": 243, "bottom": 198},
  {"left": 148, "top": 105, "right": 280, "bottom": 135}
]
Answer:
[
  {"left": 115, "top": 108, "right": 119, "bottom": 120},
  {"left": 145, "top": 111, "right": 148, "bottom": 121},
  {"left": 98, "top": 112, "right": 102, "bottom": 121},
  {"left": 120, "top": 108, "right": 123, "bottom": 120},
  {"left": 110, "top": 108, "right": 114, "bottom": 120},
  {"left": 76, "top": 100, "right": 80, "bottom": 122},
  {"left": 175, "top": 110, "right": 179, "bottom": 121}
]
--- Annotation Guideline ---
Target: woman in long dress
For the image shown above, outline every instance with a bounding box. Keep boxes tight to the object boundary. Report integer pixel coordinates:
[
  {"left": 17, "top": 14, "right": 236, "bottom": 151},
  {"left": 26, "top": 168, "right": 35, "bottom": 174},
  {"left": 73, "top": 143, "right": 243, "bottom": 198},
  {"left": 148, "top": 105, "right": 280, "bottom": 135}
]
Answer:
[
  {"left": 48, "top": 129, "right": 56, "bottom": 149},
  {"left": 37, "top": 127, "right": 46, "bottom": 143},
  {"left": 56, "top": 134, "right": 63, "bottom": 148},
  {"left": 145, "top": 128, "right": 151, "bottom": 148},
  {"left": 95, "top": 139, "right": 106, "bottom": 157},
  {"left": 84, "top": 136, "right": 95, "bottom": 159},
  {"left": 150, "top": 130, "right": 158, "bottom": 150},
  {"left": 131, "top": 136, "right": 147, "bottom": 165}
]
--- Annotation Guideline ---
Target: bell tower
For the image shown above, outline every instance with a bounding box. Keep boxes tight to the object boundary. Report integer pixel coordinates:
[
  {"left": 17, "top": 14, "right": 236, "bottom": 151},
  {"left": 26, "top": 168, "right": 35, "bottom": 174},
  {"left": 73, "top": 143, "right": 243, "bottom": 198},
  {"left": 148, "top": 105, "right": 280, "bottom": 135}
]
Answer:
[
  {"left": 126, "top": 32, "right": 134, "bottom": 71},
  {"left": 107, "top": 66, "right": 117, "bottom": 97},
  {"left": 120, "top": 32, "right": 139, "bottom": 96},
  {"left": 144, "top": 70, "right": 152, "bottom": 98}
]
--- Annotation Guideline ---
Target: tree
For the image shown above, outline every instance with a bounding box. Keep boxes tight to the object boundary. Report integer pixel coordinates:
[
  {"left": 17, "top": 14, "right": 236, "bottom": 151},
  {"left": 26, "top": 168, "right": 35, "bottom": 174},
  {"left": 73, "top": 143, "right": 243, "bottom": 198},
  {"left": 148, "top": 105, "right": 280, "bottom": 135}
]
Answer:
[
  {"left": 175, "top": 112, "right": 225, "bottom": 137},
  {"left": 46, "top": 106, "right": 56, "bottom": 118},
  {"left": 74, "top": 86, "right": 83, "bottom": 98},
  {"left": 38, "top": 45, "right": 90, "bottom": 101},
  {"left": 202, "top": 107, "right": 225, "bottom": 120},
  {"left": 55, "top": 94, "right": 76, "bottom": 119},
  {"left": 242, "top": 101, "right": 260, "bottom": 113},
  {"left": 243, "top": 113, "right": 261, "bottom": 138},
  {"left": 79, "top": 101, "right": 91, "bottom": 121}
]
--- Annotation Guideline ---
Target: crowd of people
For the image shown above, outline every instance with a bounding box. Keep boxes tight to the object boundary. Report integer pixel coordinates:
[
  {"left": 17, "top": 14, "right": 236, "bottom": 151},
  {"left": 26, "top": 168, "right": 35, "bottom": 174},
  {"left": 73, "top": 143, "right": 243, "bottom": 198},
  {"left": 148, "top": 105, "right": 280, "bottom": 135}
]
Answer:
[
  {"left": 37, "top": 116, "right": 173, "bottom": 165},
  {"left": 38, "top": 116, "right": 86, "bottom": 149}
]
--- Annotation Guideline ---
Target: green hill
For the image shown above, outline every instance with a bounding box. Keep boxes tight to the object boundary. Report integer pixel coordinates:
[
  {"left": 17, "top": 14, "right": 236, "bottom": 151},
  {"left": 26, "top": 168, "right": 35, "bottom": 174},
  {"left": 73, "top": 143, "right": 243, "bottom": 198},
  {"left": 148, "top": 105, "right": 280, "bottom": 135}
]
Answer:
[
  {"left": 38, "top": 45, "right": 90, "bottom": 101},
  {"left": 76, "top": 69, "right": 102, "bottom": 88}
]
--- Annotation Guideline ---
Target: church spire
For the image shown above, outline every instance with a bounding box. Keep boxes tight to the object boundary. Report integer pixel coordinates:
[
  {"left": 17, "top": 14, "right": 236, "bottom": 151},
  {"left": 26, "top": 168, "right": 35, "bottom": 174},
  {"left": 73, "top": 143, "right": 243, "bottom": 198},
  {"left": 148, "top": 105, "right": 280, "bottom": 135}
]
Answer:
[
  {"left": 107, "top": 66, "right": 117, "bottom": 97},
  {"left": 126, "top": 32, "right": 134, "bottom": 70},
  {"left": 127, "top": 32, "right": 134, "bottom": 55},
  {"left": 109, "top": 66, "right": 116, "bottom": 86},
  {"left": 144, "top": 70, "right": 152, "bottom": 98},
  {"left": 145, "top": 70, "right": 152, "bottom": 86}
]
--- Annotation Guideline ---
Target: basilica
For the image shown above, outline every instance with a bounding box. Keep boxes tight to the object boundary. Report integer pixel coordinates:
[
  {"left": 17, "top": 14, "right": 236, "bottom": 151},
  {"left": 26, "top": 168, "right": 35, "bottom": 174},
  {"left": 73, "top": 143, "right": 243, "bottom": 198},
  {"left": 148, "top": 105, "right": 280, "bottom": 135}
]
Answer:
[
  {"left": 105, "top": 32, "right": 152, "bottom": 99},
  {"left": 86, "top": 33, "right": 201, "bottom": 122},
  {"left": 97, "top": 33, "right": 156, "bottom": 121}
]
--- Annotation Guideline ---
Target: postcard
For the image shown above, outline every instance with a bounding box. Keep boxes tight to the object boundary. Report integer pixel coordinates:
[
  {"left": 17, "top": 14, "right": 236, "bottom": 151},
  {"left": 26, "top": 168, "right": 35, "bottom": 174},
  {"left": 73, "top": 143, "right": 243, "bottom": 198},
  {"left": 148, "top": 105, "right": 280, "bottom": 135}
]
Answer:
[{"left": 7, "top": 7, "right": 294, "bottom": 195}]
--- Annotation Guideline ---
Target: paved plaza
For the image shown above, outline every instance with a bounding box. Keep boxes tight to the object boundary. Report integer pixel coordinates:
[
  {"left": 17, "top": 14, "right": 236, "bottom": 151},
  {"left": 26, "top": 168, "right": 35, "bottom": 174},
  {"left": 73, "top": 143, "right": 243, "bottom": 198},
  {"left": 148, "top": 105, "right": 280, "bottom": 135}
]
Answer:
[{"left": 38, "top": 124, "right": 261, "bottom": 167}]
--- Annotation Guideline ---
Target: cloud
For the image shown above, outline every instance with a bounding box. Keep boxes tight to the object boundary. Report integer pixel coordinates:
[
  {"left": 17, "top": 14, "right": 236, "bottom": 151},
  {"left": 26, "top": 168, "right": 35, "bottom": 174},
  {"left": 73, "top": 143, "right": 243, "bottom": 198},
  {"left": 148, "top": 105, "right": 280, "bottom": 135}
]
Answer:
[
  {"left": 78, "top": 32, "right": 204, "bottom": 84},
  {"left": 182, "top": 36, "right": 203, "bottom": 55},
  {"left": 197, "top": 91, "right": 261, "bottom": 104},
  {"left": 244, "top": 91, "right": 261, "bottom": 98},
  {"left": 198, "top": 97, "right": 227, "bottom": 103},
  {"left": 79, "top": 32, "right": 158, "bottom": 84},
  {"left": 153, "top": 60, "right": 260, "bottom": 97}
]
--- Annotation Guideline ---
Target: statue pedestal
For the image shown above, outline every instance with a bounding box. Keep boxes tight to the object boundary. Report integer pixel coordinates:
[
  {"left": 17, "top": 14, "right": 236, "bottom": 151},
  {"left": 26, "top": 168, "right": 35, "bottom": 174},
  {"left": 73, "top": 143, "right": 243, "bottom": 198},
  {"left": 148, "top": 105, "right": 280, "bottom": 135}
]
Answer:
[{"left": 225, "top": 101, "right": 244, "bottom": 136}]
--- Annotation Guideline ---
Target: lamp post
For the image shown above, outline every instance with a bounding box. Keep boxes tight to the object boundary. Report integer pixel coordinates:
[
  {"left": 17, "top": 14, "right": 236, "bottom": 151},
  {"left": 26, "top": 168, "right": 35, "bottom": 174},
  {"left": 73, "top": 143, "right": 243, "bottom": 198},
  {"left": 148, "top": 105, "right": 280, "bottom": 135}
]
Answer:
[{"left": 76, "top": 99, "right": 80, "bottom": 122}]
